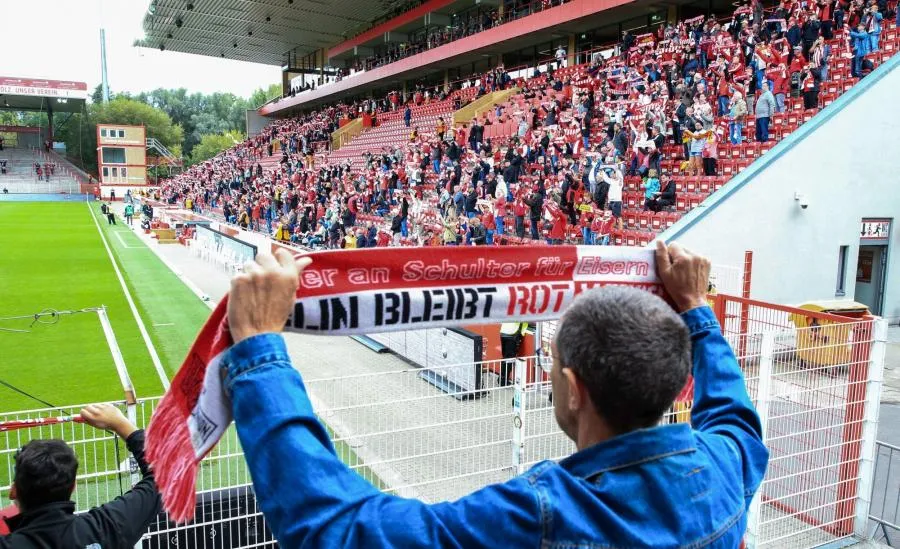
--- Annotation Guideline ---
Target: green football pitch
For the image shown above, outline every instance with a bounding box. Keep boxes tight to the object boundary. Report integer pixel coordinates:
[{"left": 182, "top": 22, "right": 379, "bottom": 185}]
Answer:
[
  {"left": 0, "top": 200, "right": 212, "bottom": 412},
  {"left": 0, "top": 199, "right": 384, "bottom": 508}
]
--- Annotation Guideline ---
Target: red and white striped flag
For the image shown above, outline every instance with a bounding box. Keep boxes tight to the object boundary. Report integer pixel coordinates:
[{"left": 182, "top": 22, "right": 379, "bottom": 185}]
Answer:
[{"left": 145, "top": 245, "right": 664, "bottom": 522}]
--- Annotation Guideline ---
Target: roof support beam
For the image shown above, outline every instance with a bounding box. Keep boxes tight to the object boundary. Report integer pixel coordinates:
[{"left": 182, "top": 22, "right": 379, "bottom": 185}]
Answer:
[
  {"left": 384, "top": 31, "right": 408, "bottom": 43},
  {"left": 424, "top": 12, "right": 451, "bottom": 27}
]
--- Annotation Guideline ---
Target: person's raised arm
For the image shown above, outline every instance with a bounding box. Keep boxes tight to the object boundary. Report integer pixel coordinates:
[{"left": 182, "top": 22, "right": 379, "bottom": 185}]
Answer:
[
  {"left": 79, "top": 403, "right": 161, "bottom": 544},
  {"left": 655, "top": 241, "right": 768, "bottom": 507},
  {"left": 222, "top": 250, "right": 542, "bottom": 548}
]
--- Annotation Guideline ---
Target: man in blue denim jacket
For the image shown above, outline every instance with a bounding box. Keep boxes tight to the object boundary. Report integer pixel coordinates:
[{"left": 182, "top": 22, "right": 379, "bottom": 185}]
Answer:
[{"left": 221, "top": 241, "right": 769, "bottom": 548}]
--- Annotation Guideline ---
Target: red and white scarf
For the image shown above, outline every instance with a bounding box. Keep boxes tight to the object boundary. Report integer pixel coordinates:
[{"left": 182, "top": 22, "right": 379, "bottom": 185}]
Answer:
[{"left": 145, "top": 245, "right": 663, "bottom": 522}]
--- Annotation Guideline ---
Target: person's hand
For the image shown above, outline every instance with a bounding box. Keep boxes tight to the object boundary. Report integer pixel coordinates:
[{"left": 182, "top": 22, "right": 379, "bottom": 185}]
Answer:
[
  {"left": 228, "top": 250, "right": 312, "bottom": 344},
  {"left": 655, "top": 240, "right": 711, "bottom": 313},
  {"left": 81, "top": 403, "right": 137, "bottom": 439}
]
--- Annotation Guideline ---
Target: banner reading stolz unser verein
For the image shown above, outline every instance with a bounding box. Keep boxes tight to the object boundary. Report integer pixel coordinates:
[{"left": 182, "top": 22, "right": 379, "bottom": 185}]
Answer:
[{"left": 145, "top": 246, "right": 663, "bottom": 523}]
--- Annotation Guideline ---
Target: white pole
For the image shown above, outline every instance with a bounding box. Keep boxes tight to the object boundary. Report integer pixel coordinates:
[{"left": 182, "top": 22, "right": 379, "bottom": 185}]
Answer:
[
  {"left": 96, "top": 306, "right": 136, "bottom": 405},
  {"left": 745, "top": 331, "right": 775, "bottom": 549},
  {"left": 855, "top": 318, "right": 887, "bottom": 538}
]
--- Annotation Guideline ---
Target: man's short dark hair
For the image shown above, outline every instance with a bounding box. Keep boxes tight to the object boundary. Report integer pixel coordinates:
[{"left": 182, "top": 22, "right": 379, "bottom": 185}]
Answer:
[
  {"left": 14, "top": 439, "right": 78, "bottom": 510},
  {"left": 555, "top": 287, "right": 692, "bottom": 433}
]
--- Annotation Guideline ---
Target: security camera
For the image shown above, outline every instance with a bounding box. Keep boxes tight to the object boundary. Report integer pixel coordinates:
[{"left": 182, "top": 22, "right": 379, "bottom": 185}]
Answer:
[{"left": 794, "top": 192, "right": 808, "bottom": 209}]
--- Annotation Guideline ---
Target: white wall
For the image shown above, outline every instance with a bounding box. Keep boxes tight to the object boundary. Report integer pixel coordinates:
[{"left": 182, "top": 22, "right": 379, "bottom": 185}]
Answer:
[{"left": 662, "top": 54, "right": 900, "bottom": 320}]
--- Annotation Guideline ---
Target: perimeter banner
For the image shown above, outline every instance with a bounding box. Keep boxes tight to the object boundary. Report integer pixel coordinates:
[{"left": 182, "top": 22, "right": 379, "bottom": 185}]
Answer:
[{"left": 146, "top": 245, "right": 663, "bottom": 523}]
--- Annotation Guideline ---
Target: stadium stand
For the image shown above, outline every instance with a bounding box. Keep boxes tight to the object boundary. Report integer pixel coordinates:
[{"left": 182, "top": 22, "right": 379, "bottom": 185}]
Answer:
[
  {"left": 157, "top": 3, "right": 899, "bottom": 251},
  {"left": 0, "top": 147, "right": 81, "bottom": 194}
]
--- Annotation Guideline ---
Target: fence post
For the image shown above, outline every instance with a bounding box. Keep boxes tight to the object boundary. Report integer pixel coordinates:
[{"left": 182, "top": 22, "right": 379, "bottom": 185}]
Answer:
[
  {"left": 511, "top": 357, "right": 526, "bottom": 476},
  {"left": 738, "top": 251, "right": 753, "bottom": 358},
  {"left": 855, "top": 318, "right": 887, "bottom": 538},
  {"left": 745, "top": 331, "right": 774, "bottom": 549},
  {"left": 836, "top": 320, "right": 875, "bottom": 534}
]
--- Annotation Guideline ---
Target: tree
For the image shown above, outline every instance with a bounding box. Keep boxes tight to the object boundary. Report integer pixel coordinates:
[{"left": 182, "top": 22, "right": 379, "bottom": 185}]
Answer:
[
  {"left": 248, "top": 83, "right": 282, "bottom": 109},
  {"left": 190, "top": 130, "right": 244, "bottom": 165}
]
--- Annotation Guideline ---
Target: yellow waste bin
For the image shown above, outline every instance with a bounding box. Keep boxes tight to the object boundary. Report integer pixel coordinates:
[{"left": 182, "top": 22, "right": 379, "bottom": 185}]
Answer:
[{"left": 789, "top": 301, "right": 869, "bottom": 368}]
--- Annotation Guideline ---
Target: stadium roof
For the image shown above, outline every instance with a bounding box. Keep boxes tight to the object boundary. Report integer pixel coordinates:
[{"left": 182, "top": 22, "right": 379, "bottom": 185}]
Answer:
[
  {"left": 137, "top": 0, "right": 418, "bottom": 66},
  {"left": 0, "top": 77, "right": 87, "bottom": 114}
]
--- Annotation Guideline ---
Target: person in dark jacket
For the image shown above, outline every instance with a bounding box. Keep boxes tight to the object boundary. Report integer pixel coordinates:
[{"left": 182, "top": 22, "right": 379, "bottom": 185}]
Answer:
[
  {"left": 524, "top": 187, "right": 544, "bottom": 240},
  {"left": 469, "top": 216, "right": 487, "bottom": 245},
  {"left": 0, "top": 403, "right": 161, "bottom": 548},
  {"left": 646, "top": 172, "right": 677, "bottom": 212}
]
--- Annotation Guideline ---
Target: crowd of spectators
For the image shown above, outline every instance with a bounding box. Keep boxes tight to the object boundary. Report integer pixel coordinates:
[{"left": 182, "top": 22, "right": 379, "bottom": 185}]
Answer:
[{"left": 159, "top": 0, "right": 896, "bottom": 252}]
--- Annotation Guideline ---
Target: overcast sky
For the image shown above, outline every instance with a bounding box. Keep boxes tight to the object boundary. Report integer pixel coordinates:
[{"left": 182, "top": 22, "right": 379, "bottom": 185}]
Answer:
[{"left": 2, "top": 0, "right": 281, "bottom": 99}]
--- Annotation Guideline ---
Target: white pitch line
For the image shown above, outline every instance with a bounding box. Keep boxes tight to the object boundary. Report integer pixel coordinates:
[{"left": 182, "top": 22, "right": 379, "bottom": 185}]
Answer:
[
  {"left": 153, "top": 323, "right": 175, "bottom": 327},
  {"left": 114, "top": 231, "right": 140, "bottom": 249},
  {"left": 87, "top": 202, "right": 170, "bottom": 391}
]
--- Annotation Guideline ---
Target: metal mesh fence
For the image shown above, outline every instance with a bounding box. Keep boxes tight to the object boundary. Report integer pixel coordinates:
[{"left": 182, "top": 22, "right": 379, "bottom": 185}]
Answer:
[{"left": 0, "top": 299, "right": 884, "bottom": 549}]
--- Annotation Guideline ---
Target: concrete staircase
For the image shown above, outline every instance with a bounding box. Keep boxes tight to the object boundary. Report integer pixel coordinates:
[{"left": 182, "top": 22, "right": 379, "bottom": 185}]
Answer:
[{"left": 0, "top": 147, "right": 80, "bottom": 193}]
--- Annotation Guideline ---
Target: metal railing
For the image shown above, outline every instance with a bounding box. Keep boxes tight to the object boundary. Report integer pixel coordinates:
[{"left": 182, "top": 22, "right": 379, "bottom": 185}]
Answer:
[
  {"left": 0, "top": 300, "right": 887, "bottom": 548},
  {"left": 869, "top": 441, "right": 900, "bottom": 546}
]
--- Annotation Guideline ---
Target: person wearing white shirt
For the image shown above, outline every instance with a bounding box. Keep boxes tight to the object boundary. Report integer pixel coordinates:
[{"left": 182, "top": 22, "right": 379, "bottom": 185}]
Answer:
[
  {"left": 555, "top": 45, "right": 567, "bottom": 69},
  {"left": 600, "top": 167, "right": 624, "bottom": 230}
]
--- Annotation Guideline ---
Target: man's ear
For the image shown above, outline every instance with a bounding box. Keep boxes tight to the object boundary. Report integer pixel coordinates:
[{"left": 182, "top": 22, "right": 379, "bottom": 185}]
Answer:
[
  {"left": 562, "top": 368, "right": 585, "bottom": 413},
  {"left": 8, "top": 483, "right": 16, "bottom": 502},
  {"left": 68, "top": 482, "right": 76, "bottom": 498}
]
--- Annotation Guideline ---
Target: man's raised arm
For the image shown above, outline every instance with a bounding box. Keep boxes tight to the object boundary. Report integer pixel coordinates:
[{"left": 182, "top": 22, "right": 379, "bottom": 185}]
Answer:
[
  {"left": 655, "top": 241, "right": 769, "bottom": 507},
  {"left": 222, "top": 250, "right": 542, "bottom": 548}
]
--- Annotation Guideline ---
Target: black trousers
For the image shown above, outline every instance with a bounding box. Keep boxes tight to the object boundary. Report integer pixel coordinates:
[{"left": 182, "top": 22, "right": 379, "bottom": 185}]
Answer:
[
  {"left": 803, "top": 89, "right": 819, "bottom": 110},
  {"left": 500, "top": 333, "right": 523, "bottom": 385}
]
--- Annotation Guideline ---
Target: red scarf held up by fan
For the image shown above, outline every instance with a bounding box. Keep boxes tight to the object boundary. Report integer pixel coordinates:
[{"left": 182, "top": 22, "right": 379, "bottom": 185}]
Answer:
[{"left": 145, "top": 245, "right": 665, "bottom": 522}]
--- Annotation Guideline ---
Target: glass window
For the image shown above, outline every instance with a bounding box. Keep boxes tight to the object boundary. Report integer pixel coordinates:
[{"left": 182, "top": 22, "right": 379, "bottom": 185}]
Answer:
[
  {"left": 121, "top": 167, "right": 127, "bottom": 178},
  {"left": 111, "top": 167, "right": 118, "bottom": 177},
  {"left": 101, "top": 147, "right": 126, "bottom": 164},
  {"left": 102, "top": 167, "right": 109, "bottom": 177},
  {"left": 119, "top": 130, "right": 125, "bottom": 138},
  {"left": 100, "top": 128, "right": 107, "bottom": 137},
  {"left": 836, "top": 245, "right": 849, "bottom": 295}
]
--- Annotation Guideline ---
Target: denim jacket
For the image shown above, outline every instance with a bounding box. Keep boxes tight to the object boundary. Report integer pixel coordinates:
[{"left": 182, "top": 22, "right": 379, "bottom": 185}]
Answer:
[{"left": 223, "top": 306, "right": 768, "bottom": 548}]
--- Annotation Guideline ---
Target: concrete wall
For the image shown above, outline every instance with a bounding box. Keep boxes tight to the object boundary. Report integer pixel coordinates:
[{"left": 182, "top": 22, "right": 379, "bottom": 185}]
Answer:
[
  {"left": 245, "top": 109, "right": 269, "bottom": 138},
  {"left": 661, "top": 54, "right": 900, "bottom": 320}
]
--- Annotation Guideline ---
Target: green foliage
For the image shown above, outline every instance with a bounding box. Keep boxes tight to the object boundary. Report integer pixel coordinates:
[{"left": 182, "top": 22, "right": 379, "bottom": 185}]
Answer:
[
  {"left": 248, "top": 83, "right": 282, "bottom": 109},
  {"left": 190, "top": 130, "right": 245, "bottom": 165},
  {"left": 48, "top": 83, "right": 280, "bottom": 175},
  {"left": 57, "top": 98, "right": 183, "bottom": 175}
]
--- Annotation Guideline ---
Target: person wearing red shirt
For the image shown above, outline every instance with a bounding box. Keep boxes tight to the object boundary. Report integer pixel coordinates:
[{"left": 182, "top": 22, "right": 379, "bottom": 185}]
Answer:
[
  {"left": 766, "top": 63, "right": 789, "bottom": 112},
  {"left": 512, "top": 195, "right": 527, "bottom": 238},
  {"left": 481, "top": 204, "right": 497, "bottom": 245},
  {"left": 593, "top": 211, "right": 615, "bottom": 245},
  {"left": 548, "top": 204, "right": 568, "bottom": 245},
  {"left": 494, "top": 195, "right": 507, "bottom": 237}
]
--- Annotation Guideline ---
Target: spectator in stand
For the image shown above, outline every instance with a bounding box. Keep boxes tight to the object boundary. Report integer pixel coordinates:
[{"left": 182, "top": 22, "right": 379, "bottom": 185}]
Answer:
[
  {"left": 641, "top": 169, "right": 661, "bottom": 210},
  {"left": 0, "top": 404, "right": 160, "bottom": 548},
  {"left": 469, "top": 215, "right": 487, "bottom": 245},
  {"left": 404, "top": 105, "right": 412, "bottom": 127},
  {"left": 703, "top": 129, "right": 720, "bottom": 176},
  {"left": 513, "top": 193, "right": 527, "bottom": 238},
  {"left": 647, "top": 172, "right": 676, "bottom": 212},
  {"left": 728, "top": 90, "right": 748, "bottom": 145},
  {"left": 801, "top": 12, "right": 822, "bottom": 57},
  {"left": 866, "top": 5, "right": 883, "bottom": 51},
  {"left": 524, "top": 185, "right": 544, "bottom": 240},
  {"left": 442, "top": 209, "right": 459, "bottom": 245},
  {"left": 801, "top": 64, "right": 821, "bottom": 109},
  {"left": 599, "top": 167, "right": 624, "bottom": 231},
  {"left": 755, "top": 81, "right": 777, "bottom": 143},
  {"left": 555, "top": 44, "right": 567, "bottom": 69},
  {"left": 849, "top": 23, "right": 871, "bottom": 77},
  {"left": 218, "top": 243, "right": 767, "bottom": 549}
]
